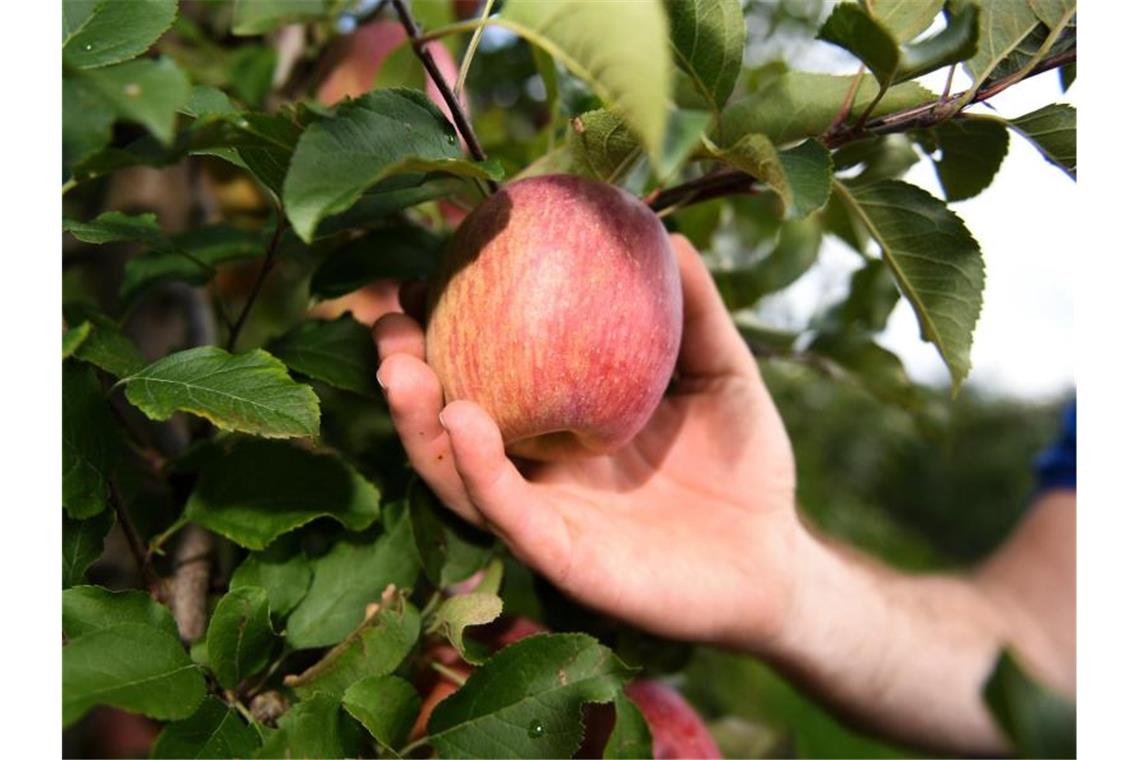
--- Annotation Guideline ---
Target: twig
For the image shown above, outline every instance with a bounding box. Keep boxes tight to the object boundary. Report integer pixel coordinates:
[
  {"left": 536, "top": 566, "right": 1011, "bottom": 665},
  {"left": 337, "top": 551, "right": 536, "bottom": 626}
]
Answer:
[
  {"left": 391, "top": 0, "right": 498, "bottom": 191},
  {"left": 226, "top": 207, "right": 285, "bottom": 352},
  {"left": 454, "top": 1, "right": 494, "bottom": 99},
  {"left": 108, "top": 480, "right": 158, "bottom": 588},
  {"left": 826, "top": 65, "right": 866, "bottom": 133}
]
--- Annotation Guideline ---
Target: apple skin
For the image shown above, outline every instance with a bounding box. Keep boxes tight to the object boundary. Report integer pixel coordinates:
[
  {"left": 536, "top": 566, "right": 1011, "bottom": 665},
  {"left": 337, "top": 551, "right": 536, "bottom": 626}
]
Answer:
[
  {"left": 624, "top": 680, "right": 722, "bottom": 759},
  {"left": 425, "top": 174, "right": 683, "bottom": 461}
]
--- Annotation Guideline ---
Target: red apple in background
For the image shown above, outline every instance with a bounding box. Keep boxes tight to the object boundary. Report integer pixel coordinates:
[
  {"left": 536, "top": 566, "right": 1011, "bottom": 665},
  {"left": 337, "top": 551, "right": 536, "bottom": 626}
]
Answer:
[
  {"left": 624, "top": 680, "right": 722, "bottom": 759},
  {"left": 424, "top": 174, "right": 683, "bottom": 461}
]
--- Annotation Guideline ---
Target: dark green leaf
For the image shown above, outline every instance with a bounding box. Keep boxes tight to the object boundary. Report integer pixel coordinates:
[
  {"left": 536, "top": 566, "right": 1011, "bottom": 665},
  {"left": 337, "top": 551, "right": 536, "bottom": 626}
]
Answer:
[
  {"left": 831, "top": 134, "right": 920, "bottom": 187},
  {"left": 63, "top": 76, "right": 116, "bottom": 170},
  {"left": 735, "top": 321, "right": 800, "bottom": 356},
  {"left": 1008, "top": 104, "right": 1076, "bottom": 180},
  {"left": 152, "top": 696, "right": 262, "bottom": 759},
  {"left": 285, "top": 601, "right": 420, "bottom": 700},
  {"left": 122, "top": 347, "right": 321, "bottom": 439},
  {"left": 713, "top": 217, "right": 823, "bottom": 310},
  {"left": 838, "top": 180, "right": 985, "bottom": 392},
  {"left": 64, "top": 210, "right": 168, "bottom": 246},
  {"left": 63, "top": 623, "right": 206, "bottom": 726},
  {"left": 62, "top": 0, "right": 101, "bottom": 42},
  {"left": 63, "top": 304, "right": 147, "bottom": 378},
  {"left": 410, "top": 479, "right": 495, "bottom": 588},
  {"left": 233, "top": 0, "right": 330, "bottom": 36},
  {"left": 982, "top": 20, "right": 1075, "bottom": 86},
  {"left": 286, "top": 510, "right": 420, "bottom": 649},
  {"left": 253, "top": 694, "right": 365, "bottom": 759},
  {"left": 181, "top": 85, "right": 239, "bottom": 118},
  {"left": 69, "top": 57, "right": 191, "bottom": 145},
  {"left": 426, "top": 593, "right": 503, "bottom": 665},
  {"left": 63, "top": 0, "right": 177, "bottom": 69},
  {"left": 822, "top": 260, "right": 900, "bottom": 334},
  {"left": 122, "top": 225, "right": 267, "bottom": 302},
  {"left": 63, "top": 585, "right": 179, "bottom": 639},
  {"left": 603, "top": 693, "right": 653, "bottom": 759},
  {"left": 314, "top": 179, "right": 464, "bottom": 238},
  {"left": 565, "top": 110, "right": 641, "bottom": 183},
  {"left": 864, "top": 0, "right": 943, "bottom": 41},
  {"left": 310, "top": 225, "right": 444, "bottom": 299},
  {"left": 267, "top": 316, "right": 380, "bottom": 397},
  {"left": 63, "top": 511, "right": 114, "bottom": 589},
  {"left": 62, "top": 361, "right": 120, "bottom": 519},
  {"left": 428, "top": 633, "right": 637, "bottom": 758},
  {"left": 930, "top": 117, "right": 1011, "bottom": 201},
  {"left": 342, "top": 675, "right": 421, "bottom": 753},
  {"left": 809, "top": 332, "right": 918, "bottom": 408},
  {"left": 712, "top": 136, "right": 831, "bottom": 219},
  {"left": 666, "top": 0, "right": 746, "bottom": 110},
  {"left": 206, "top": 587, "right": 276, "bottom": 689},
  {"left": 185, "top": 438, "right": 381, "bottom": 550},
  {"left": 283, "top": 89, "right": 503, "bottom": 242},
  {"left": 984, "top": 649, "right": 1076, "bottom": 758},
  {"left": 1059, "top": 61, "right": 1075, "bottom": 91},
  {"left": 231, "top": 539, "right": 313, "bottom": 619}
]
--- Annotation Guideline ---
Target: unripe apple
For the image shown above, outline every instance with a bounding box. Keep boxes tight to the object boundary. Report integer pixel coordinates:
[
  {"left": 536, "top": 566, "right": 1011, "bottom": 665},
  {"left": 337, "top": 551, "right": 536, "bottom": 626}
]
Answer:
[{"left": 425, "top": 175, "right": 683, "bottom": 460}]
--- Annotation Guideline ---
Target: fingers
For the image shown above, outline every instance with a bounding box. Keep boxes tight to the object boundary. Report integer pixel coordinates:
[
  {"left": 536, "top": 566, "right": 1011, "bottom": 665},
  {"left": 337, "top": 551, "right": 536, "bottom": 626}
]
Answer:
[
  {"left": 670, "top": 234, "right": 756, "bottom": 379},
  {"left": 373, "top": 312, "right": 426, "bottom": 362},
  {"left": 440, "top": 401, "right": 572, "bottom": 575}
]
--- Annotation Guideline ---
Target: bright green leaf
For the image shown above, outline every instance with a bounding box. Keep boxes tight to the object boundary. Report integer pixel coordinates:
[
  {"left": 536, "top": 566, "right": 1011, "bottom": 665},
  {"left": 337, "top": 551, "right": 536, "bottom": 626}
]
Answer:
[
  {"left": 63, "top": 0, "right": 178, "bottom": 69},
  {"left": 253, "top": 693, "right": 364, "bottom": 759},
  {"left": 1008, "top": 103, "right": 1075, "bottom": 180},
  {"left": 427, "top": 593, "right": 503, "bottom": 665},
  {"left": 152, "top": 696, "right": 263, "bottom": 759},
  {"left": 665, "top": 0, "right": 746, "bottom": 110},
  {"left": 864, "top": 0, "right": 943, "bottom": 41},
  {"left": 984, "top": 649, "right": 1076, "bottom": 758},
  {"left": 930, "top": 117, "right": 1010, "bottom": 201},
  {"left": 342, "top": 675, "right": 421, "bottom": 754},
  {"left": 206, "top": 587, "right": 276, "bottom": 690},
  {"left": 268, "top": 316, "right": 381, "bottom": 397},
  {"left": 713, "top": 216, "right": 823, "bottom": 310},
  {"left": 63, "top": 511, "right": 114, "bottom": 589},
  {"left": 410, "top": 479, "right": 495, "bottom": 589},
  {"left": 122, "top": 347, "right": 321, "bottom": 439},
  {"left": 63, "top": 361, "right": 120, "bottom": 519},
  {"left": 231, "top": 539, "right": 313, "bottom": 619},
  {"left": 603, "top": 692, "right": 653, "bottom": 759},
  {"left": 63, "top": 585, "right": 179, "bottom": 639}
]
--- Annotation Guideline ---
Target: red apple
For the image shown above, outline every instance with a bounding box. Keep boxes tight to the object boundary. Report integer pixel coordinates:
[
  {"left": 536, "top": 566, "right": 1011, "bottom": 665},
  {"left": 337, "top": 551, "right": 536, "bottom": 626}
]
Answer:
[
  {"left": 624, "top": 680, "right": 722, "bottom": 759},
  {"left": 424, "top": 175, "right": 683, "bottom": 461}
]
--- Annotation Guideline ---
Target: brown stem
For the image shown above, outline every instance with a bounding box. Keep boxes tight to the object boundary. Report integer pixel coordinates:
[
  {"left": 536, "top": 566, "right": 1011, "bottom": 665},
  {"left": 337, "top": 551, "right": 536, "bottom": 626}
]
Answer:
[
  {"left": 168, "top": 524, "right": 214, "bottom": 643},
  {"left": 109, "top": 480, "right": 158, "bottom": 588},
  {"left": 226, "top": 208, "right": 285, "bottom": 353}
]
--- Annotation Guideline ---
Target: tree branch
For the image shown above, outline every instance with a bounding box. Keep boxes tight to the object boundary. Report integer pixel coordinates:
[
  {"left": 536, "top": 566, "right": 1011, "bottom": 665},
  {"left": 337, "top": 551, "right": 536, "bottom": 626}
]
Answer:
[
  {"left": 108, "top": 479, "right": 158, "bottom": 589},
  {"left": 168, "top": 524, "right": 213, "bottom": 643},
  {"left": 226, "top": 207, "right": 285, "bottom": 353}
]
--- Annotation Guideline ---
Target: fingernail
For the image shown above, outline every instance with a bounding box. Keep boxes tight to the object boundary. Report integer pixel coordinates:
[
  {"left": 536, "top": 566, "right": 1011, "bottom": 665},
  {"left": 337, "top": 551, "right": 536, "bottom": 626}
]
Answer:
[
  {"left": 376, "top": 371, "right": 387, "bottom": 391},
  {"left": 438, "top": 411, "right": 449, "bottom": 432}
]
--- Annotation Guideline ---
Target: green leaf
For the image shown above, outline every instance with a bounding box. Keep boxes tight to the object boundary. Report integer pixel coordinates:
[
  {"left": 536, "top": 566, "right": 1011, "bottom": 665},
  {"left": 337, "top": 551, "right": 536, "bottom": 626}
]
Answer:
[
  {"left": 63, "top": 0, "right": 101, "bottom": 42},
  {"left": 231, "top": 539, "right": 313, "bottom": 620},
  {"left": 285, "top": 601, "right": 421, "bottom": 700},
  {"left": 984, "top": 649, "right": 1076, "bottom": 758},
  {"left": 711, "top": 136, "right": 832, "bottom": 219},
  {"left": 665, "top": 0, "right": 746, "bottom": 110},
  {"left": 836, "top": 180, "right": 985, "bottom": 392},
  {"left": 63, "top": 361, "right": 119, "bottom": 519},
  {"left": 63, "top": 585, "right": 179, "bottom": 639},
  {"left": 152, "top": 696, "right": 263, "bottom": 759},
  {"left": 426, "top": 593, "right": 504, "bottom": 665},
  {"left": 342, "top": 675, "right": 421, "bottom": 754},
  {"left": 63, "top": 511, "right": 114, "bottom": 589},
  {"left": 122, "top": 225, "right": 267, "bottom": 302},
  {"left": 428, "top": 633, "right": 637, "bottom": 758},
  {"left": 253, "top": 694, "right": 364, "bottom": 759},
  {"left": 1028, "top": 0, "right": 1075, "bottom": 30},
  {"left": 410, "top": 479, "right": 495, "bottom": 588},
  {"left": 63, "top": 623, "right": 207, "bottom": 726},
  {"left": 565, "top": 110, "right": 641, "bottom": 183},
  {"left": 63, "top": 0, "right": 177, "bottom": 69},
  {"left": 713, "top": 216, "right": 823, "bottom": 310},
  {"left": 822, "top": 259, "right": 900, "bottom": 334},
  {"left": 496, "top": 0, "right": 672, "bottom": 164},
  {"left": 206, "top": 587, "right": 276, "bottom": 690},
  {"left": 313, "top": 179, "right": 464, "bottom": 239},
  {"left": 1008, "top": 104, "right": 1076, "bottom": 180},
  {"left": 831, "top": 133, "right": 920, "bottom": 187},
  {"left": 267, "top": 316, "right": 380, "bottom": 398},
  {"left": 864, "top": 0, "right": 943, "bottom": 42},
  {"left": 603, "top": 693, "right": 653, "bottom": 759},
  {"left": 63, "top": 76, "right": 116, "bottom": 169},
  {"left": 233, "top": 0, "right": 330, "bottom": 36},
  {"left": 63, "top": 304, "right": 147, "bottom": 378},
  {"left": 69, "top": 57, "right": 191, "bottom": 145},
  {"left": 286, "top": 510, "right": 420, "bottom": 649},
  {"left": 310, "top": 225, "right": 444, "bottom": 299},
  {"left": 63, "top": 322, "right": 92, "bottom": 359},
  {"left": 721, "top": 72, "right": 934, "bottom": 147},
  {"left": 956, "top": 0, "right": 1040, "bottom": 85},
  {"left": 122, "top": 347, "right": 321, "bottom": 439},
  {"left": 929, "top": 117, "right": 1010, "bottom": 201},
  {"left": 809, "top": 332, "right": 918, "bottom": 408},
  {"left": 185, "top": 437, "right": 381, "bottom": 550},
  {"left": 283, "top": 89, "right": 503, "bottom": 242},
  {"left": 64, "top": 210, "right": 167, "bottom": 246}
]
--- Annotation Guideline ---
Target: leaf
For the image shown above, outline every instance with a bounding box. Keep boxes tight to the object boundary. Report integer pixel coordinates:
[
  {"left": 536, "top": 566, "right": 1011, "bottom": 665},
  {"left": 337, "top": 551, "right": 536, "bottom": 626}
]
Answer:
[
  {"left": 122, "top": 225, "right": 267, "bottom": 302},
  {"left": 63, "top": 304, "right": 147, "bottom": 378},
  {"left": 122, "top": 346, "right": 321, "bottom": 439},
  {"left": 1008, "top": 104, "right": 1076, "bottom": 180},
  {"left": 253, "top": 694, "right": 364, "bottom": 759},
  {"left": 285, "top": 510, "right": 420, "bottom": 649},
  {"left": 63, "top": 623, "right": 207, "bottom": 726},
  {"left": 342, "top": 675, "right": 421, "bottom": 753},
  {"left": 64, "top": 210, "right": 167, "bottom": 246},
  {"left": 665, "top": 0, "right": 746, "bottom": 110},
  {"left": 428, "top": 633, "right": 637, "bottom": 758},
  {"left": 63, "top": 76, "right": 116, "bottom": 170},
  {"left": 152, "top": 696, "right": 262, "bottom": 759},
  {"left": 956, "top": 0, "right": 1040, "bottom": 84},
  {"left": 981, "top": 19, "right": 1075, "bottom": 86},
  {"left": 62, "top": 511, "right": 114, "bottom": 589},
  {"left": 283, "top": 89, "right": 503, "bottom": 241},
  {"left": 713, "top": 216, "right": 823, "bottom": 310},
  {"left": 426, "top": 593, "right": 503, "bottom": 665},
  {"left": 809, "top": 332, "right": 918, "bottom": 408},
  {"left": 603, "top": 693, "right": 653, "bottom": 759},
  {"left": 69, "top": 57, "right": 191, "bottom": 145},
  {"left": 206, "top": 587, "right": 276, "bottom": 690},
  {"left": 267, "top": 316, "right": 380, "bottom": 398},
  {"left": 63, "top": 0, "right": 177, "bottom": 69},
  {"left": 233, "top": 0, "right": 330, "bottom": 36},
  {"left": 984, "top": 649, "right": 1076, "bottom": 758},
  {"left": 313, "top": 179, "right": 464, "bottom": 239},
  {"left": 62, "top": 361, "right": 120, "bottom": 519},
  {"left": 410, "top": 479, "right": 495, "bottom": 588},
  {"left": 864, "top": 0, "right": 943, "bottom": 41},
  {"left": 712, "top": 136, "right": 832, "bottom": 219},
  {"left": 62, "top": 322, "right": 92, "bottom": 359},
  {"left": 822, "top": 259, "right": 900, "bottom": 334},
  {"left": 231, "top": 539, "right": 313, "bottom": 619},
  {"left": 63, "top": 0, "right": 101, "bottom": 42},
  {"left": 561, "top": 107, "right": 709, "bottom": 184},
  {"left": 496, "top": 0, "right": 672, "bottom": 164},
  {"left": 721, "top": 72, "right": 934, "bottom": 147},
  {"left": 285, "top": 602, "right": 421, "bottom": 700},
  {"left": 929, "top": 117, "right": 1011, "bottom": 201},
  {"left": 1028, "top": 0, "right": 1075, "bottom": 30},
  {"left": 837, "top": 180, "right": 985, "bottom": 392},
  {"left": 63, "top": 585, "right": 179, "bottom": 639},
  {"left": 831, "top": 133, "right": 920, "bottom": 187},
  {"left": 185, "top": 437, "right": 381, "bottom": 550},
  {"left": 310, "top": 225, "right": 444, "bottom": 299}
]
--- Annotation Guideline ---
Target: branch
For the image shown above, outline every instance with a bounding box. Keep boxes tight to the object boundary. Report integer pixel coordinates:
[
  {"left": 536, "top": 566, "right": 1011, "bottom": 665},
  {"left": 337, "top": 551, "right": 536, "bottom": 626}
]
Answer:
[
  {"left": 647, "top": 48, "right": 1075, "bottom": 213},
  {"left": 226, "top": 207, "right": 285, "bottom": 353},
  {"left": 108, "top": 480, "right": 158, "bottom": 589},
  {"left": 391, "top": 0, "right": 498, "bottom": 191},
  {"left": 168, "top": 524, "right": 213, "bottom": 643}
]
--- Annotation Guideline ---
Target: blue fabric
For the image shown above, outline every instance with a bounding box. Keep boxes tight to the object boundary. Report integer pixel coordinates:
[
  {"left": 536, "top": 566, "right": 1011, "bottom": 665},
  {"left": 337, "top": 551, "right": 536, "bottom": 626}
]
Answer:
[{"left": 1035, "top": 401, "right": 1076, "bottom": 492}]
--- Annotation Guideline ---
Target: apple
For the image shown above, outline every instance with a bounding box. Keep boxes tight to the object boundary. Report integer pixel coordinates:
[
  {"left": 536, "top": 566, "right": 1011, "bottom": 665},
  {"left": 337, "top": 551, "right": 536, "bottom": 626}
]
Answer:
[
  {"left": 424, "top": 174, "right": 683, "bottom": 461},
  {"left": 623, "top": 680, "right": 722, "bottom": 759}
]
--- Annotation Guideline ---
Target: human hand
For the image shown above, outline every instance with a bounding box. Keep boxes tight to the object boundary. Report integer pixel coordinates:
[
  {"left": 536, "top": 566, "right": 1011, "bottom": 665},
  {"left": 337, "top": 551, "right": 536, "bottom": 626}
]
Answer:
[{"left": 374, "top": 234, "right": 800, "bottom": 649}]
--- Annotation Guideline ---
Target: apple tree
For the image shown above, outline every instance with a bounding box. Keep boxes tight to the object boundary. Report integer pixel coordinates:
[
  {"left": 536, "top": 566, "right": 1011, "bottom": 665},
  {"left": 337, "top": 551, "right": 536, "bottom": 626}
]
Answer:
[{"left": 62, "top": 0, "right": 1076, "bottom": 757}]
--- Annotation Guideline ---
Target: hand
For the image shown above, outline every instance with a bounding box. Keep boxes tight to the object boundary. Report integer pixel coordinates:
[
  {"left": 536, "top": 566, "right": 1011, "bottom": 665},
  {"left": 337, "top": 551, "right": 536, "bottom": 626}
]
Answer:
[{"left": 374, "top": 234, "right": 800, "bottom": 649}]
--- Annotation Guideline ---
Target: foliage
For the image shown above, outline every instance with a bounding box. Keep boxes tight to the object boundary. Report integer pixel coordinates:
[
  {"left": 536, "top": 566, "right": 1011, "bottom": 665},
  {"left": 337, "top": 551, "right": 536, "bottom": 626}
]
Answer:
[{"left": 61, "top": 0, "right": 1075, "bottom": 757}]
